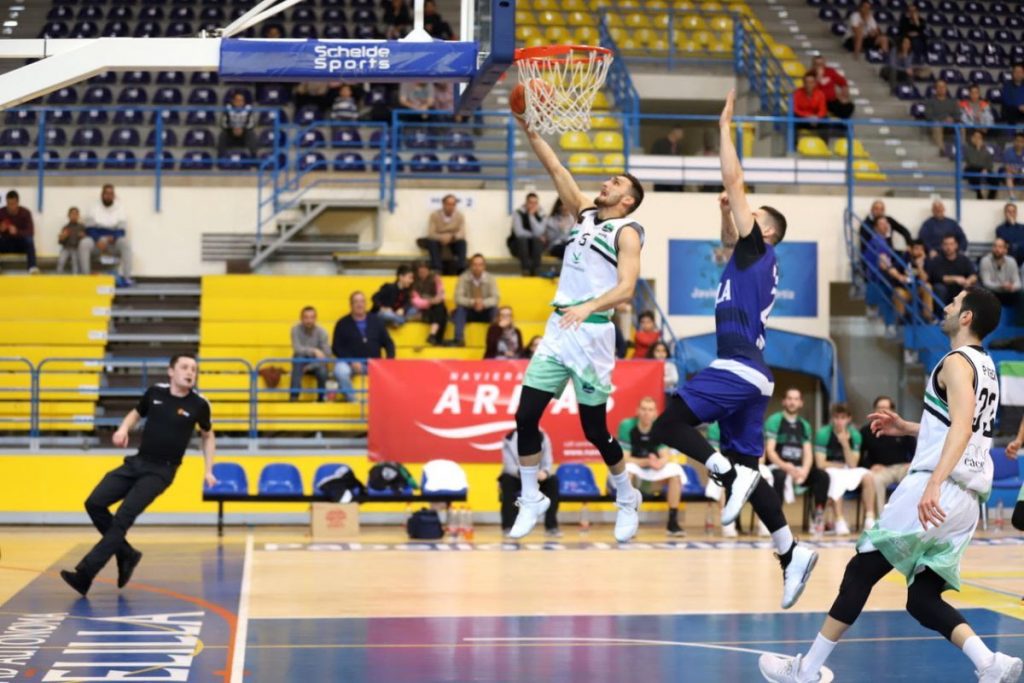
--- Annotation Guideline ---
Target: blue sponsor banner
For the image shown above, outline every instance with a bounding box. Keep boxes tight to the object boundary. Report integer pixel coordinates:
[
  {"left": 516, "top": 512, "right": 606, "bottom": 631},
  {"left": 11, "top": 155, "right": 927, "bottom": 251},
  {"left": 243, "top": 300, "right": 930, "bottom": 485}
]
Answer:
[
  {"left": 219, "top": 38, "right": 478, "bottom": 82},
  {"left": 668, "top": 239, "right": 818, "bottom": 317}
]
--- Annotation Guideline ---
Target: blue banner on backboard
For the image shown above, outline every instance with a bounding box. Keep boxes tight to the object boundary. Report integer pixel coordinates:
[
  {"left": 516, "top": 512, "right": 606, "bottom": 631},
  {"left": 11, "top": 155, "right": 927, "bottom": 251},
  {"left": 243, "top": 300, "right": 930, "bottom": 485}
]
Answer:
[
  {"left": 219, "top": 39, "right": 478, "bottom": 82},
  {"left": 668, "top": 239, "right": 818, "bottom": 317}
]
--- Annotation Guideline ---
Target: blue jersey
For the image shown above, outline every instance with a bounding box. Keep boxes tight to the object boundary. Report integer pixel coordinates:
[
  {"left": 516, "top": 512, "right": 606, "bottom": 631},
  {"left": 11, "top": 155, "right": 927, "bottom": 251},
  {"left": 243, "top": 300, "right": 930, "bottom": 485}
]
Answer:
[{"left": 714, "top": 222, "right": 777, "bottom": 377}]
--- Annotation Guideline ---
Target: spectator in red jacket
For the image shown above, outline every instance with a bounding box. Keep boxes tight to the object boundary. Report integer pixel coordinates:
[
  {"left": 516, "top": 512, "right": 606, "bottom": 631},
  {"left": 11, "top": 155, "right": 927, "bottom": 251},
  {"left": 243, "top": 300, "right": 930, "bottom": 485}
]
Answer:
[
  {"left": 794, "top": 72, "right": 832, "bottom": 138},
  {"left": 811, "top": 55, "right": 855, "bottom": 119},
  {"left": 0, "top": 190, "right": 37, "bottom": 273},
  {"left": 632, "top": 310, "right": 659, "bottom": 359}
]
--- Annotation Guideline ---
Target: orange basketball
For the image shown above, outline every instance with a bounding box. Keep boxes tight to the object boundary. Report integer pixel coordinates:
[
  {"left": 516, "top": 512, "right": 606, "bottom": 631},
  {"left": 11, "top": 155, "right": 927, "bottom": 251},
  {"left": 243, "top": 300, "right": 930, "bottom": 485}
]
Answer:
[{"left": 510, "top": 79, "right": 553, "bottom": 117}]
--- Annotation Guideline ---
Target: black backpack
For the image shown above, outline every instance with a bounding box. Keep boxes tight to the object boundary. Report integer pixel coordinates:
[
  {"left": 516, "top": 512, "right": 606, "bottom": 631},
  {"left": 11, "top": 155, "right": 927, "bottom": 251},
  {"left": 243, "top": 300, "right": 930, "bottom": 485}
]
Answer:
[
  {"left": 315, "top": 465, "right": 364, "bottom": 503},
  {"left": 406, "top": 508, "right": 444, "bottom": 539},
  {"left": 368, "top": 461, "right": 417, "bottom": 493}
]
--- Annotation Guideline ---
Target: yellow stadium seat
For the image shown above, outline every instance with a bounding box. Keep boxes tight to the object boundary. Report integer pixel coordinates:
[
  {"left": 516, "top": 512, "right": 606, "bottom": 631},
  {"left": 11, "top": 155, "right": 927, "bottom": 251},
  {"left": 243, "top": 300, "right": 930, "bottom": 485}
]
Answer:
[
  {"left": 678, "top": 39, "right": 700, "bottom": 53},
  {"left": 728, "top": 1, "right": 753, "bottom": 16},
  {"left": 853, "top": 160, "right": 887, "bottom": 181},
  {"left": 782, "top": 60, "right": 806, "bottom": 78},
  {"left": 545, "top": 25, "right": 570, "bottom": 41},
  {"left": 573, "top": 26, "right": 599, "bottom": 43},
  {"left": 692, "top": 29, "right": 712, "bottom": 45},
  {"left": 568, "top": 153, "right": 602, "bottom": 174},
  {"left": 590, "top": 112, "right": 620, "bottom": 129},
  {"left": 537, "top": 10, "right": 564, "bottom": 25},
  {"left": 708, "top": 14, "right": 733, "bottom": 32},
  {"left": 533, "top": 0, "right": 557, "bottom": 9},
  {"left": 607, "top": 26, "right": 628, "bottom": 42},
  {"left": 649, "top": 35, "right": 670, "bottom": 50},
  {"left": 672, "top": 0, "right": 695, "bottom": 8},
  {"left": 707, "top": 40, "right": 729, "bottom": 53},
  {"left": 672, "top": 29, "right": 688, "bottom": 44},
  {"left": 560, "top": 131, "right": 593, "bottom": 150},
  {"left": 603, "top": 13, "right": 623, "bottom": 26},
  {"left": 625, "top": 12, "right": 650, "bottom": 28},
  {"left": 771, "top": 43, "right": 797, "bottom": 61},
  {"left": 832, "top": 138, "right": 869, "bottom": 159},
  {"left": 516, "top": 25, "right": 540, "bottom": 40},
  {"left": 618, "top": 37, "right": 642, "bottom": 52},
  {"left": 566, "top": 11, "right": 592, "bottom": 25},
  {"left": 561, "top": 0, "right": 587, "bottom": 10},
  {"left": 647, "top": 0, "right": 668, "bottom": 7},
  {"left": 797, "top": 136, "right": 831, "bottom": 158},
  {"left": 524, "top": 35, "right": 546, "bottom": 48},
  {"left": 603, "top": 153, "right": 625, "bottom": 173},
  {"left": 617, "top": 0, "right": 639, "bottom": 7},
  {"left": 594, "top": 130, "right": 624, "bottom": 151},
  {"left": 633, "top": 27, "right": 656, "bottom": 45},
  {"left": 680, "top": 14, "right": 706, "bottom": 30},
  {"left": 516, "top": 10, "right": 536, "bottom": 24},
  {"left": 653, "top": 13, "right": 671, "bottom": 28},
  {"left": 700, "top": 0, "right": 724, "bottom": 9},
  {"left": 591, "top": 91, "right": 611, "bottom": 109}
]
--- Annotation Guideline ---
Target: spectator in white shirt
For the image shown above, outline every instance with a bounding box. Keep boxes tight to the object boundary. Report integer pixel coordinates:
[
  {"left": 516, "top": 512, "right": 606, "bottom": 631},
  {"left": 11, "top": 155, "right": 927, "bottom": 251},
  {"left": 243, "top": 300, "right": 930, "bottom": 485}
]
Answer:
[
  {"left": 845, "top": 1, "right": 890, "bottom": 60},
  {"left": 80, "top": 184, "right": 133, "bottom": 285}
]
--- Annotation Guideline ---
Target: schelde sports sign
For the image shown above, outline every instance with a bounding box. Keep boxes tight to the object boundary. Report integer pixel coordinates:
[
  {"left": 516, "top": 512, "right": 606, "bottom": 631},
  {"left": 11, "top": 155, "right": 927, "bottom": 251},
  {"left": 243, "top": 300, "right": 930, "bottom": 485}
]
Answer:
[
  {"left": 219, "top": 38, "right": 478, "bottom": 82},
  {"left": 368, "top": 360, "right": 663, "bottom": 463}
]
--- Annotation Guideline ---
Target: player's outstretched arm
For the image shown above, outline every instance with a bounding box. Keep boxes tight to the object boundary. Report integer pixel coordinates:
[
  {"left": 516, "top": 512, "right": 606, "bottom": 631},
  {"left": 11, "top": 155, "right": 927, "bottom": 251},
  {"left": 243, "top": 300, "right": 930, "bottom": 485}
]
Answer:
[
  {"left": 557, "top": 226, "right": 641, "bottom": 329},
  {"left": 517, "top": 117, "right": 591, "bottom": 216},
  {"left": 719, "top": 192, "right": 738, "bottom": 248},
  {"left": 718, "top": 89, "right": 756, "bottom": 239}
]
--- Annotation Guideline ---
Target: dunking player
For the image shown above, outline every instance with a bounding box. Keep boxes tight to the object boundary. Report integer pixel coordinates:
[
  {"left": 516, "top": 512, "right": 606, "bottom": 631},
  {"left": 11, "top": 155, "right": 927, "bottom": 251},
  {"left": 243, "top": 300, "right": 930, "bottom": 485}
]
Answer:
[
  {"left": 507, "top": 113, "right": 647, "bottom": 542},
  {"left": 760, "top": 288, "right": 1022, "bottom": 683},
  {"left": 649, "top": 90, "right": 818, "bottom": 608},
  {"left": 60, "top": 354, "right": 216, "bottom": 596}
]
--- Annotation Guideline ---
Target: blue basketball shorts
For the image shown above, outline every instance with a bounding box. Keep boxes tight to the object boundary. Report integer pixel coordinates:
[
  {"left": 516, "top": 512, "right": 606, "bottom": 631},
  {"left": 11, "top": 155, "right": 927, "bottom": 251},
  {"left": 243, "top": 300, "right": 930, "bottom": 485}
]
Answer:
[{"left": 679, "top": 360, "right": 774, "bottom": 459}]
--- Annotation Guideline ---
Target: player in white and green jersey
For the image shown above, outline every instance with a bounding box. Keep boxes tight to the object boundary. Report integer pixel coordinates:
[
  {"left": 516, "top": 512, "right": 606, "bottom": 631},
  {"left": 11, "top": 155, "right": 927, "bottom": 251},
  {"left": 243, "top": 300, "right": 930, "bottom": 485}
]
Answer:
[
  {"left": 506, "top": 115, "right": 648, "bottom": 544},
  {"left": 761, "top": 288, "right": 1022, "bottom": 683}
]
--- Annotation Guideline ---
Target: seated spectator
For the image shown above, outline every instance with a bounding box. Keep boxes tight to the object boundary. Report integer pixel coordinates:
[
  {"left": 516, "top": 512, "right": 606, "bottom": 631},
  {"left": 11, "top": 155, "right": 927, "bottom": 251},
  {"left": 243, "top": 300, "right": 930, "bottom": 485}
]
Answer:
[
  {"left": 499, "top": 429, "right": 559, "bottom": 536},
  {"left": 927, "top": 234, "right": 978, "bottom": 302},
  {"left": 510, "top": 192, "right": 546, "bottom": 276},
  {"left": 433, "top": 82, "right": 454, "bottom": 117},
  {"left": 861, "top": 199, "right": 912, "bottom": 249},
  {"left": 979, "top": 237, "right": 1021, "bottom": 307},
  {"left": 650, "top": 341, "right": 678, "bottom": 396},
  {"left": 329, "top": 84, "right": 361, "bottom": 122},
  {"left": 919, "top": 199, "right": 967, "bottom": 257},
  {"left": 876, "top": 237, "right": 936, "bottom": 324},
  {"left": 793, "top": 72, "right": 829, "bottom": 136},
  {"left": 923, "top": 79, "right": 960, "bottom": 153},
  {"left": 399, "top": 81, "right": 434, "bottom": 121},
  {"left": 262, "top": 24, "right": 283, "bottom": 39},
  {"left": 896, "top": 2, "right": 927, "bottom": 58},
  {"left": 764, "top": 388, "right": 828, "bottom": 516},
  {"left": 544, "top": 197, "right": 574, "bottom": 260},
  {"left": 864, "top": 218, "right": 915, "bottom": 330},
  {"left": 964, "top": 129, "right": 998, "bottom": 200},
  {"left": 410, "top": 261, "right": 448, "bottom": 346},
  {"left": 1002, "top": 63, "right": 1024, "bottom": 127},
  {"left": 0, "top": 190, "right": 37, "bottom": 273},
  {"left": 371, "top": 264, "right": 415, "bottom": 327},
  {"left": 57, "top": 206, "right": 87, "bottom": 274},
  {"left": 1003, "top": 133, "right": 1024, "bottom": 201},
  {"left": 424, "top": 194, "right": 467, "bottom": 273},
  {"left": 651, "top": 126, "right": 686, "bottom": 191},
  {"left": 619, "top": 397, "right": 686, "bottom": 536},
  {"left": 82, "top": 184, "right": 132, "bottom": 285},
  {"left": 453, "top": 254, "right": 499, "bottom": 346},
  {"left": 882, "top": 36, "right": 931, "bottom": 87},
  {"left": 217, "top": 91, "right": 257, "bottom": 161},
  {"left": 811, "top": 55, "right": 855, "bottom": 119},
  {"left": 332, "top": 291, "right": 395, "bottom": 402},
  {"left": 423, "top": 0, "right": 454, "bottom": 40},
  {"left": 814, "top": 403, "right": 875, "bottom": 535},
  {"left": 294, "top": 81, "right": 335, "bottom": 117},
  {"left": 959, "top": 83, "right": 995, "bottom": 133},
  {"left": 996, "top": 202, "right": 1024, "bottom": 261},
  {"left": 859, "top": 395, "right": 915, "bottom": 526},
  {"left": 632, "top": 310, "right": 659, "bottom": 359},
  {"left": 289, "top": 306, "right": 331, "bottom": 402},
  {"left": 845, "top": 0, "right": 890, "bottom": 60},
  {"left": 523, "top": 335, "right": 542, "bottom": 359},
  {"left": 484, "top": 306, "right": 523, "bottom": 359},
  {"left": 383, "top": 0, "right": 412, "bottom": 39}
]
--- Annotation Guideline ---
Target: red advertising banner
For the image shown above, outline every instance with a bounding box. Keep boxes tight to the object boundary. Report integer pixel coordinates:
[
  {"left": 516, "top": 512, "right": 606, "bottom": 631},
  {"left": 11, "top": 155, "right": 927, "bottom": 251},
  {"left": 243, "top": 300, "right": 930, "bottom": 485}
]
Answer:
[{"left": 368, "top": 359, "right": 664, "bottom": 463}]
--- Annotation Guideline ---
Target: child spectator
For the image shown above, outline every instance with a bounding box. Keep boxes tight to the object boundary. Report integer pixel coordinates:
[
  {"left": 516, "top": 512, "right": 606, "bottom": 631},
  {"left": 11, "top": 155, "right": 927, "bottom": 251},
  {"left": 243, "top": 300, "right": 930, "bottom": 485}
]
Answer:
[
  {"left": 632, "top": 311, "right": 659, "bottom": 359},
  {"left": 410, "top": 261, "right": 448, "bottom": 346},
  {"left": 650, "top": 341, "right": 678, "bottom": 396},
  {"left": 523, "top": 335, "right": 542, "bottom": 359},
  {"left": 484, "top": 306, "right": 523, "bottom": 359},
  {"left": 329, "top": 84, "right": 361, "bottom": 122},
  {"left": 57, "top": 207, "right": 87, "bottom": 274}
]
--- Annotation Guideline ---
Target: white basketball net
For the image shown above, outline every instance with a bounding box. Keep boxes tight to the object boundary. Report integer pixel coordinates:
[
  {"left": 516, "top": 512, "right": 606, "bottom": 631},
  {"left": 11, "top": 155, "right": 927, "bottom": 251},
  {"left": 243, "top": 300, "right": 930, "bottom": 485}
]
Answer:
[{"left": 514, "top": 46, "right": 612, "bottom": 135}]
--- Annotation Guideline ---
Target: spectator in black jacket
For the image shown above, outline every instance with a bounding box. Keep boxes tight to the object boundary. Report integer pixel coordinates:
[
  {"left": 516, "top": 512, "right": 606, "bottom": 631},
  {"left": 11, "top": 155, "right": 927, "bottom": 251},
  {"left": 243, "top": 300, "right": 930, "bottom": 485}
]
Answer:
[
  {"left": 217, "top": 91, "right": 257, "bottom": 160},
  {"left": 423, "top": 0, "right": 453, "bottom": 39},
  {"left": 371, "top": 264, "right": 415, "bottom": 326},
  {"left": 332, "top": 291, "right": 396, "bottom": 402},
  {"left": 861, "top": 199, "right": 912, "bottom": 251},
  {"left": 859, "top": 395, "right": 916, "bottom": 525}
]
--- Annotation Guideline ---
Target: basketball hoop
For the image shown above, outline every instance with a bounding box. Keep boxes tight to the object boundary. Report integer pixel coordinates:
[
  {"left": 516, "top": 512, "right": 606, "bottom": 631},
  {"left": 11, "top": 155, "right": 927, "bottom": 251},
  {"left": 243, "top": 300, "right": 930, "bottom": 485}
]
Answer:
[{"left": 513, "top": 44, "right": 613, "bottom": 135}]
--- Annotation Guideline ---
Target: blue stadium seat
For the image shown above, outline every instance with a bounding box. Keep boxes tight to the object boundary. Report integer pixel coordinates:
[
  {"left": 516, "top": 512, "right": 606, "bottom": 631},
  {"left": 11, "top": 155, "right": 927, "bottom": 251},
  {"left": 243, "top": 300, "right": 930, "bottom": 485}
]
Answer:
[
  {"left": 181, "top": 150, "right": 214, "bottom": 170},
  {"left": 681, "top": 465, "right": 706, "bottom": 498},
  {"left": 987, "top": 87, "right": 1004, "bottom": 103},
  {"left": 184, "top": 128, "right": 215, "bottom": 148},
  {"left": 448, "top": 153, "right": 481, "bottom": 173},
  {"left": 970, "top": 69, "right": 995, "bottom": 84},
  {"left": 292, "top": 6, "right": 317, "bottom": 21},
  {"left": 956, "top": 85, "right": 971, "bottom": 99},
  {"left": 5, "top": 110, "right": 35, "bottom": 126},
  {"left": 954, "top": 13, "right": 975, "bottom": 28},
  {"left": 218, "top": 150, "right": 256, "bottom": 171},
  {"left": 153, "top": 87, "right": 184, "bottom": 106},
  {"left": 158, "top": 71, "right": 186, "bottom": 85},
  {"left": 938, "top": 67, "right": 964, "bottom": 83},
  {"left": 353, "top": 8, "right": 378, "bottom": 24},
  {"left": 410, "top": 153, "right": 442, "bottom": 172},
  {"left": 930, "top": 12, "right": 950, "bottom": 28},
  {"left": 442, "top": 130, "right": 475, "bottom": 150},
  {"left": 71, "top": 127, "right": 102, "bottom": 147},
  {"left": 200, "top": 7, "right": 225, "bottom": 22},
  {"left": 140, "top": 6, "right": 165, "bottom": 21},
  {"left": 107, "top": 6, "right": 133, "bottom": 20},
  {"left": 323, "top": 8, "right": 347, "bottom": 22},
  {"left": 989, "top": 447, "right": 1024, "bottom": 508},
  {"left": 113, "top": 109, "right": 144, "bottom": 126},
  {"left": 323, "top": 25, "right": 350, "bottom": 39},
  {"left": 109, "top": 127, "right": 141, "bottom": 147},
  {"left": 291, "top": 24, "right": 318, "bottom": 39},
  {"left": 134, "top": 22, "right": 163, "bottom": 37},
  {"left": 43, "top": 127, "right": 68, "bottom": 147},
  {"left": 188, "top": 87, "right": 218, "bottom": 106},
  {"left": 89, "top": 71, "right": 117, "bottom": 85},
  {"left": 354, "top": 25, "right": 377, "bottom": 39},
  {"left": 299, "top": 129, "right": 327, "bottom": 148},
  {"left": 350, "top": 0, "right": 376, "bottom": 9},
  {"left": 40, "top": 21, "right": 69, "bottom": 38},
  {"left": 117, "top": 87, "right": 148, "bottom": 105},
  {"left": 372, "top": 152, "right": 404, "bottom": 173},
  {"left": 169, "top": 6, "right": 195, "bottom": 21},
  {"left": 102, "top": 21, "right": 129, "bottom": 37},
  {"left": 206, "top": 462, "right": 248, "bottom": 494},
  {"left": 122, "top": 71, "right": 151, "bottom": 85},
  {"left": 0, "top": 151, "right": 23, "bottom": 170},
  {"left": 65, "top": 149, "right": 99, "bottom": 169},
  {"left": 331, "top": 127, "right": 362, "bottom": 148},
  {"left": 258, "top": 110, "right": 288, "bottom": 126},
  {"left": 151, "top": 110, "right": 181, "bottom": 126},
  {"left": 556, "top": 464, "right": 600, "bottom": 497},
  {"left": 893, "top": 83, "right": 922, "bottom": 100},
  {"left": 1006, "top": 16, "right": 1024, "bottom": 30},
  {"left": 0, "top": 128, "right": 30, "bottom": 147},
  {"left": 143, "top": 150, "right": 176, "bottom": 170},
  {"left": 994, "top": 29, "right": 1014, "bottom": 43},
  {"left": 257, "top": 85, "right": 290, "bottom": 107},
  {"left": 186, "top": 110, "right": 217, "bottom": 126},
  {"left": 258, "top": 463, "right": 303, "bottom": 495},
  {"left": 295, "top": 105, "right": 320, "bottom": 125},
  {"left": 28, "top": 150, "right": 60, "bottom": 170},
  {"left": 145, "top": 128, "right": 178, "bottom": 148},
  {"left": 166, "top": 22, "right": 194, "bottom": 37},
  {"left": 83, "top": 85, "right": 113, "bottom": 105},
  {"left": 334, "top": 152, "right": 367, "bottom": 171},
  {"left": 909, "top": 102, "right": 927, "bottom": 119},
  {"left": 71, "top": 21, "right": 99, "bottom": 38},
  {"left": 78, "top": 109, "right": 109, "bottom": 125},
  {"left": 992, "top": 2, "right": 1010, "bottom": 14},
  {"left": 297, "top": 151, "right": 328, "bottom": 171},
  {"left": 369, "top": 129, "right": 390, "bottom": 149},
  {"left": 48, "top": 6, "right": 73, "bottom": 20},
  {"left": 404, "top": 128, "right": 436, "bottom": 149},
  {"left": 259, "top": 129, "right": 285, "bottom": 148},
  {"left": 259, "top": 152, "right": 287, "bottom": 171},
  {"left": 104, "top": 149, "right": 138, "bottom": 170},
  {"left": 77, "top": 5, "right": 103, "bottom": 21}
]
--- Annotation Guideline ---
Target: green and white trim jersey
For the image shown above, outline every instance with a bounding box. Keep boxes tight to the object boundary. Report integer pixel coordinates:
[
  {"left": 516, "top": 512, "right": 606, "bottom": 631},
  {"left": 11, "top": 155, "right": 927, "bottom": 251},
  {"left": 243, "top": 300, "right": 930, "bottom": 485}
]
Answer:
[
  {"left": 552, "top": 207, "right": 645, "bottom": 316},
  {"left": 917, "top": 344, "right": 999, "bottom": 498}
]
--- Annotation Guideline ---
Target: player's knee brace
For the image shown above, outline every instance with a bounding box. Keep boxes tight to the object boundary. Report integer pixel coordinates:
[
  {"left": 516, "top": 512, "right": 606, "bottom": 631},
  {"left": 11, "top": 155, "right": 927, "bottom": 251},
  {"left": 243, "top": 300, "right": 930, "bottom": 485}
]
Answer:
[
  {"left": 579, "top": 404, "right": 623, "bottom": 467},
  {"left": 514, "top": 388, "right": 549, "bottom": 456}
]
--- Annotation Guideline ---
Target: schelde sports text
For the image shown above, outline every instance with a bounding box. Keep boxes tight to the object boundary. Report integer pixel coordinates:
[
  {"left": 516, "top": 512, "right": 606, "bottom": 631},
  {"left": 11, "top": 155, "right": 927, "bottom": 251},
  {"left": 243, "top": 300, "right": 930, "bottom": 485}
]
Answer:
[{"left": 313, "top": 44, "right": 391, "bottom": 72}]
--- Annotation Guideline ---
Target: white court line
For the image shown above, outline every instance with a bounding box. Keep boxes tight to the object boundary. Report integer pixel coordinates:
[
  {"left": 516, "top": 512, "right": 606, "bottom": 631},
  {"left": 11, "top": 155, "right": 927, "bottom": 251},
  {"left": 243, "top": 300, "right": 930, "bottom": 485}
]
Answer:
[
  {"left": 231, "top": 533, "right": 254, "bottom": 683},
  {"left": 462, "top": 636, "right": 834, "bottom": 682}
]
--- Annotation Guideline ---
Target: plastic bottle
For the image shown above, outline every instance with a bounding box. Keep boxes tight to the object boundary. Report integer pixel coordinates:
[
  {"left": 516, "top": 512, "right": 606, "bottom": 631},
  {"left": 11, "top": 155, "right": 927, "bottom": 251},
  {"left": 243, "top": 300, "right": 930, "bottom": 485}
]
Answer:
[
  {"left": 995, "top": 500, "right": 1005, "bottom": 533},
  {"left": 464, "top": 505, "right": 475, "bottom": 542},
  {"left": 704, "top": 504, "right": 714, "bottom": 536},
  {"left": 579, "top": 504, "right": 591, "bottom": 534},
  {"left": 448, "top": 505, "right": 461, "bottom": 540}
]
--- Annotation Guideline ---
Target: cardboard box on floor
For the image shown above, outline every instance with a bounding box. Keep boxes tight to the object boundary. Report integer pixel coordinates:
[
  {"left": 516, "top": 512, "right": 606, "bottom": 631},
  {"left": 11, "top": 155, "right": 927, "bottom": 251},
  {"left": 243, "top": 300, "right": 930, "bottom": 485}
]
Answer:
[{"left": 310, "top": 502, "right": 360, "bottom": 539}]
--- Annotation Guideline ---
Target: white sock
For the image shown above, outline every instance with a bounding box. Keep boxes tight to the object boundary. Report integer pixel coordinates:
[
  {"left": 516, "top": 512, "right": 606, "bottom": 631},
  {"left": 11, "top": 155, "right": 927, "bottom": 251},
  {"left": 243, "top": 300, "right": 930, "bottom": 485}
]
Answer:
[
  {"left": 962, "top": 636, "right": 995, "bottom": 670},
  {"left": 519, "top": 465, "right": 541, "bottom": 501},
  {"left": 610, "top": 470, "right": 635, "bottom": 502},
  {"left": 706, "top": 452, "right": 732, "bottom": 475},
  {"left": 771, "top": 525, "right": 794, "bottom": 556},
  {"left": 800, "top": 633, "right": 837, "bottom": 680}
]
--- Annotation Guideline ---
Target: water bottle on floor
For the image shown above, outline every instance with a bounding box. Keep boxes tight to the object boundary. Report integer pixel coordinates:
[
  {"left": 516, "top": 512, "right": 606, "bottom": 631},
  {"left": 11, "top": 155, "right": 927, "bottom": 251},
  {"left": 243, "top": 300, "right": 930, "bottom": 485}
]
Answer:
[
  {"left": 463, "top": 506, "right": 475, "bottom": 542},
  {"left": 704, "top": 505, "right": 714, "bottom": 536},
  {"left": 995, "top": 500, "right": 1005, "bottom": 533},
  {"left": 579, "top": 504, "right": 591, "bottom": 534}
]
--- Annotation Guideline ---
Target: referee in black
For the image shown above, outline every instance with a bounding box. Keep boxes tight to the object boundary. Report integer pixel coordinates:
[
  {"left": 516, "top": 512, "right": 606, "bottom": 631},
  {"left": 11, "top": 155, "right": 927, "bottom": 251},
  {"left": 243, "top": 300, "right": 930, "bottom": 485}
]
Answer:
[{"left": 61, "top": 353, "right": 217, "bottom": 596}]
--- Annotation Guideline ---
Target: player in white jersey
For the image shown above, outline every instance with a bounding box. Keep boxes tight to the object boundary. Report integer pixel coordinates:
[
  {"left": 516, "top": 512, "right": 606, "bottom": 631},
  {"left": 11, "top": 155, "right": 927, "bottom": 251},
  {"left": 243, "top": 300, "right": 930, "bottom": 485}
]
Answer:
[
  {"left": 761, "top": 287, "right": 1022, "bottom": 683},
  {"left": 507, "top": 116, "right": 647, "bottom": 543}
]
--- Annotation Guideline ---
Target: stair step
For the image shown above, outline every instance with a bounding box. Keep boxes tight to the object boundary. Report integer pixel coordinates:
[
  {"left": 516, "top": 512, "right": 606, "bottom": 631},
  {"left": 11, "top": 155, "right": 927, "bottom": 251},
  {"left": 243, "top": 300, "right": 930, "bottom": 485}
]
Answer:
[
  {"left": 115, "top": 285, "right": 201, "bottom": 297},
  {"left": 106, "top": 333, "right": 200, "bottom": 343},
  {"left": 110, "top": 308, "right": 200, "bottom": 320}
]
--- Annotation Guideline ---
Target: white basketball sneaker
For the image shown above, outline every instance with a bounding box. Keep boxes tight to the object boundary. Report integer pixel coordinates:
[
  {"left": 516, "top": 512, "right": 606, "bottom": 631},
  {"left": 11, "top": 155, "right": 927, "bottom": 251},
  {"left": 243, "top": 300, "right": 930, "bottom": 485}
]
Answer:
[
  {"left": 781, "top": 544, "right": 819, "bottom": 609},
  {"left": 508, "top": 495, "right": 550, "bottom": 539},
  {"left": 614, "top": 488, "right": 642, "bottom": 543},
  {"left": 977, "top": 652, "right": 1023, "bottom": 683},
  {"left": 721, "top": 464, "right": 760, "bottom": 526},
  {"left": 759, "top": 654, "right": 819, "bottom": 683}
]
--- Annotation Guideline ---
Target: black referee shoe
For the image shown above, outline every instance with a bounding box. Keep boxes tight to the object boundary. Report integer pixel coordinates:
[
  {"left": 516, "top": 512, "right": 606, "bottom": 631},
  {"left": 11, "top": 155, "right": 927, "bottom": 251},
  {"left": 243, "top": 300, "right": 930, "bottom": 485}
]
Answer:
[
  {"left": 117, "top": 549, "right": 143, "bottom": 589},
  {"left": 60, "top": 569, "right": 92, "bottom": 597}
]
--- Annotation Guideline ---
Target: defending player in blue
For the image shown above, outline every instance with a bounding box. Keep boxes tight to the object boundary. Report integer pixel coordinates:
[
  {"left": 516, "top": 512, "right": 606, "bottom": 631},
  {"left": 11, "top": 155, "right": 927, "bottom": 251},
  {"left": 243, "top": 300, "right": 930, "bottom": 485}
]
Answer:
[{"left": 650, "top": 90, "right": 818, "bottom": 609}]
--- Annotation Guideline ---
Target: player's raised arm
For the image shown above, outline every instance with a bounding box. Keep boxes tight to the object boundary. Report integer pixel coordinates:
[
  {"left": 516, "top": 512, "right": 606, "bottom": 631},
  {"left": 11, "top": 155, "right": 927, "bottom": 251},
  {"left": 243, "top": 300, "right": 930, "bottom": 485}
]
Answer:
[
  {"left": 719, "top": 192, "right": 738, "bottom": 248},
  {"left": 517, "top": 117, "right": 591, "bottom": 216},
  {"left": 718, "top": 90, "right": 756, "bottom": 239}
]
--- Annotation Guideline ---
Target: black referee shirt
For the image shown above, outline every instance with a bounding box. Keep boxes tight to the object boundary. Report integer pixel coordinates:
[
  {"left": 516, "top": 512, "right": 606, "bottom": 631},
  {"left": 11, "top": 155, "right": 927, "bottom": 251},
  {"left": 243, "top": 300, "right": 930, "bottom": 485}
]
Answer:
[{"left": 135, "top": 384, "right": 212, "bottom": 466}]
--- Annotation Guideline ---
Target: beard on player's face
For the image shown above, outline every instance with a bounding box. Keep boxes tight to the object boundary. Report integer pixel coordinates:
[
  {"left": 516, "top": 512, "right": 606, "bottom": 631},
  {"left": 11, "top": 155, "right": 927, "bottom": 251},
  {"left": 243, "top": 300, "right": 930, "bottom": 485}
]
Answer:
[{"left": 594, "top": 189, "right": 621, "bottom": 208}]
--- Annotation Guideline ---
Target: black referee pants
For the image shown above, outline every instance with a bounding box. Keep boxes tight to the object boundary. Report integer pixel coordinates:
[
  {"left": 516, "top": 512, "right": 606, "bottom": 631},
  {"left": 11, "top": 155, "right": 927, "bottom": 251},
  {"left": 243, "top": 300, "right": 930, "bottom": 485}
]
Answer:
[{"left": 77, "top": 457, "right": 177, "bottom": 578}]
